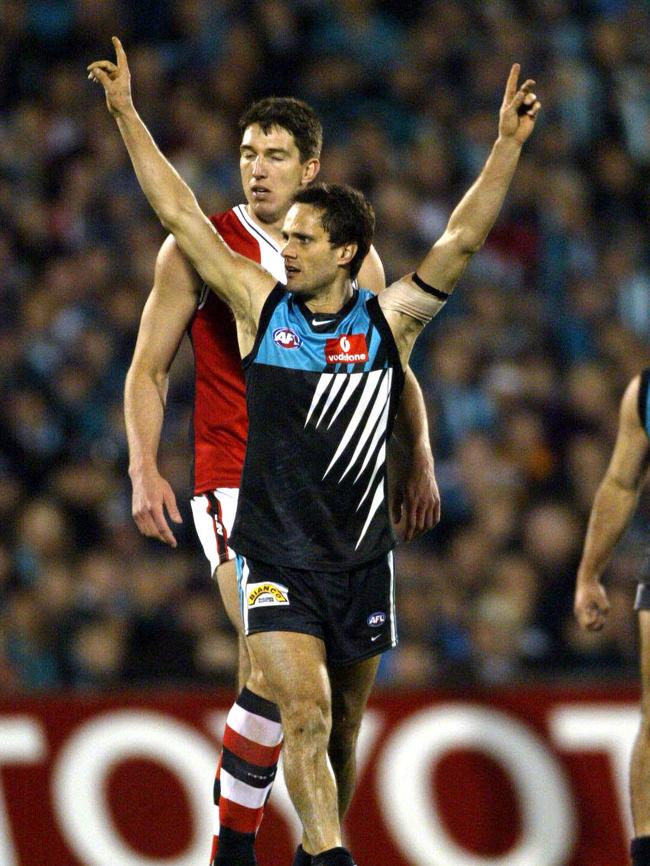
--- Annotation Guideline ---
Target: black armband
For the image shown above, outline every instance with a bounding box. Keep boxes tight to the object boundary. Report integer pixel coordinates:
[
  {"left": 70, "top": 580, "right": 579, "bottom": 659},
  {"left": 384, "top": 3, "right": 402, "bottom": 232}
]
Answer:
[{"left": 412, "top": 272, "right": 450, "bottom": 301}]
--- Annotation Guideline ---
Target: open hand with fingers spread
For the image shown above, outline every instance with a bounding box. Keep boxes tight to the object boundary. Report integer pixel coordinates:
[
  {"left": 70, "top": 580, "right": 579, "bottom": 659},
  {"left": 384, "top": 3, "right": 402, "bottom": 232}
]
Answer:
[
  {"left": 87, "top": 36, "right": 133, "bottom": 117},
  {"left": 499, "top": 63, "right": 541, "bottom": 145}
]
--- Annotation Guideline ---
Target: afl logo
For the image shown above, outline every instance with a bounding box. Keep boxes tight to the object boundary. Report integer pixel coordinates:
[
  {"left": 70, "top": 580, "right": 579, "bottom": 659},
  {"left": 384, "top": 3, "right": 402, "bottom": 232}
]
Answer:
[
  {"left": 273, "top": 327, "right": 302, "bottom": 349},
  {"left": 367, "top": 612, "right": 386, "bottom": 627}
]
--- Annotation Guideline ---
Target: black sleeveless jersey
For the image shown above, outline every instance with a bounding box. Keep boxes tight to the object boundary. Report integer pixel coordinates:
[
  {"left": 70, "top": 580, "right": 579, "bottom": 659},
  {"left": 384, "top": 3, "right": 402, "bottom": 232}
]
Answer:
[{"left": 229, "top": 285, "right": 405, "bottom": 570}]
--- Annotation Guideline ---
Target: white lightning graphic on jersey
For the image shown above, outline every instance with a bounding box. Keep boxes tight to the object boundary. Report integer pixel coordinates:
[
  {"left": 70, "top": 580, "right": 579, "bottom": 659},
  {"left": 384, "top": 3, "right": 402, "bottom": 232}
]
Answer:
[{"left": 304, "top": 368, "right": 392, "bottom": 549}]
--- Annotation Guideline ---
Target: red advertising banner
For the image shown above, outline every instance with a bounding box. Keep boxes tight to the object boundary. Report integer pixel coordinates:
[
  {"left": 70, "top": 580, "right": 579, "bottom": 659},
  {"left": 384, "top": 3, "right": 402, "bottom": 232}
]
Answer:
[{"left": 0, "top": 685, "right": 640, "bottom": 866}]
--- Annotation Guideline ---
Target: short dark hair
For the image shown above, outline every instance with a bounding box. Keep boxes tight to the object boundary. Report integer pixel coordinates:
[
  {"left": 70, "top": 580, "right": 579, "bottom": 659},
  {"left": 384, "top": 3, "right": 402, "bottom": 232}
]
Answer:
[
  {"left": 293, "top": 182, "right": 375, "bottom": 279},
  {"left": 238, "top": 97, "right": 323, "bottom": 163}
]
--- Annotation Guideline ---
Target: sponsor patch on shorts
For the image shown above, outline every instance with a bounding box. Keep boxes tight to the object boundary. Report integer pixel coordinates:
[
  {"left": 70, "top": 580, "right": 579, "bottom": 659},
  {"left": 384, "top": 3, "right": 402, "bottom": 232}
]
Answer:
[
  {"left": 247, "top": 582, "right": 290, "bottom": 607},
  {"left": 367, "top": 611, "right": 386, "bottom": 627}
]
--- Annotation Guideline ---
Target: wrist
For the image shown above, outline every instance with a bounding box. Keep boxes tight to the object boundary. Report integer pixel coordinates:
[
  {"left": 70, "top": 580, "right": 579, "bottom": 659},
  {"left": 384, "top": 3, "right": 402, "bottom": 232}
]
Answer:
[
  {"left": 114, "top": 101, "right": 137, "bottom": 122},
  {"left": 576, "top": 570, "right": 602, "bottom": 588},
  {"left": 494, "top": 135, "right": 523, "bottom": 154},
  {"left": 128, "top": 458, "right": 158, "bottom": 480}
]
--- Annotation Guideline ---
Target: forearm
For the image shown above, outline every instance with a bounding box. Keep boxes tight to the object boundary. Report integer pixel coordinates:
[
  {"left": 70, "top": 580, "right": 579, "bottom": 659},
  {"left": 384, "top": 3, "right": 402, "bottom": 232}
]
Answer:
[
  {"left": 449, "top": 137, "right": 521, "bottom": 252},
  {"left": 125, "top": 366, "right": 167, "bottom": 477},
  {"left": 577, "top": 477, "right": 639, "bottom": 585},
  {"left": 115, "top": 107, "right": 197, "bottom": 231},
  {"left": 393, "top": 368, "right": 431, "bottom": 452},
  {"left": 416, "top": 137, "right": 522, "bottom": 296}
]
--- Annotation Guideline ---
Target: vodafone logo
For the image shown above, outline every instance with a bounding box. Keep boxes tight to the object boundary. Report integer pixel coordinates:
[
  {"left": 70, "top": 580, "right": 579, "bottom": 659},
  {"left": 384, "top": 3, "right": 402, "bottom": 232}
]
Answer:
[
  {"left": 273, "top": 327, "right": 302, "bottom": 349},
  {"left": 326, "top": 333, "right": 368, "bottom": 364}
]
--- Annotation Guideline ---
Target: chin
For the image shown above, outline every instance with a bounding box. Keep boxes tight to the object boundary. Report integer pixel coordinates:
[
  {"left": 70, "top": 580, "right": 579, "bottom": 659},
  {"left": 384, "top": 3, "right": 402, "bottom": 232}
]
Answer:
[{"left": 251, "top": 201, "right": 280, "bottom": 224}]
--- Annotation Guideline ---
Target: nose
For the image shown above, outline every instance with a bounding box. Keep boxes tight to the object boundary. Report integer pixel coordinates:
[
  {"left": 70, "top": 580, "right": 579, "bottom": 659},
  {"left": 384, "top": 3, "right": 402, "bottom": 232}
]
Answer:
[
  {"left": 281, "top": 238, "right": 296, "bottom": 259},
  {"left": 252, "top": 155, "right": 267, "bottom": 178}
]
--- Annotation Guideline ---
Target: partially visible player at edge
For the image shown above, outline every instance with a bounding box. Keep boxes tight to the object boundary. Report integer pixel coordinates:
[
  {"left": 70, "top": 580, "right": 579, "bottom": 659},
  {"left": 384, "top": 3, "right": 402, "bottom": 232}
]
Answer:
[
  {"left": 89, "top": 37, "right": 539, "bottom": 866},
  {"left": 123, "top": 98, "right": 439, "bottom": 865},
  {"left": 574, "top": 370, "right": 650, "bottom": 866}
]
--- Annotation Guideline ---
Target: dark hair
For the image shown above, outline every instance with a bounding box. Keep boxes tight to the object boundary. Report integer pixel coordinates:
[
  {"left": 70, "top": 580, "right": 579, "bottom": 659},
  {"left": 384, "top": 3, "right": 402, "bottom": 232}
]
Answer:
[
  {"left": 293, "top": 182, "right": 375, "bottom": 279},
  {"left": 238, "top": 97, "right": 323, "bottom": 162}
]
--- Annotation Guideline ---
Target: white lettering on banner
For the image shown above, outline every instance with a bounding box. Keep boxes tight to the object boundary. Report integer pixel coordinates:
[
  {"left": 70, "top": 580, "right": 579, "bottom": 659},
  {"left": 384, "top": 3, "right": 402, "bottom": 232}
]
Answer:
[
  {"left": 550, "top": 705, "right": 638, "bottom": 836},
  {"left": 0, "top": 717, "right": 47, "bottom": 866},
  {"left": 51, "top": 711, "right": 218, "bottom": 866},
  {"left": 377, "top": 705, "right": 576, "bottom": 866}
]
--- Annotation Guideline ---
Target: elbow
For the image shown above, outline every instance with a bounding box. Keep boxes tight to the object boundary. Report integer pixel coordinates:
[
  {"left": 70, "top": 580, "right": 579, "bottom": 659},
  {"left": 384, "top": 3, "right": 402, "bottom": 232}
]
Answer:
[
  {"left": 453, "top": 225, "right": 484, "bottom": 255},
  {"left": 158, "top": 189, "right": 199, "bottom": 234}
]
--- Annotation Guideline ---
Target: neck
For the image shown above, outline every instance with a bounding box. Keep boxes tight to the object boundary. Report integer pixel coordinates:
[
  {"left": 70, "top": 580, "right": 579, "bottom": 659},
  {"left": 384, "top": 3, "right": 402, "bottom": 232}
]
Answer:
[
  {"left": 302, "top": 278, "right": 354, "bottom": 314},
  {"left": 245, "top": 204, "right": 286, "bottom": 244}
]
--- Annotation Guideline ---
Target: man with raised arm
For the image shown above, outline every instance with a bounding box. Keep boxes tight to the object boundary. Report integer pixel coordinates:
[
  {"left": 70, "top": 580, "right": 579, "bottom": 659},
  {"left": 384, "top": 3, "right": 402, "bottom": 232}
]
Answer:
[
  {"left": 574, "top": 371, "right": 650, "bottom": 866},
  {"left": 123, "top": 96, "right": 439, "bottom": 866},
  {"left": 124, "top": 91, "right": 440, "bottom": 866},
  {"left": 89, "top": 37, "right": 539, "bottom": 866}
]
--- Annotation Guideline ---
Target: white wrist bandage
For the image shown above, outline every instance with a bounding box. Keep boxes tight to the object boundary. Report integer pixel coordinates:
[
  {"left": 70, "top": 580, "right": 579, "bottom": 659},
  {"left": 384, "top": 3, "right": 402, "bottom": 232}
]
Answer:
[{"left": 379, "top": 273, "right": 450, "bottom": 325}]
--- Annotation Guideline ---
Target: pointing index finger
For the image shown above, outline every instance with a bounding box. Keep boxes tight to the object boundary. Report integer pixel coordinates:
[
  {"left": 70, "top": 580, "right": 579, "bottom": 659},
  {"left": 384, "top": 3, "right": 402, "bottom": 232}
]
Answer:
[
  {"left": 112, "top": 35, "right": 127, "bottom": 66},
  {"left": 503, "top": 63, "right": 520, "bottom": 104}
]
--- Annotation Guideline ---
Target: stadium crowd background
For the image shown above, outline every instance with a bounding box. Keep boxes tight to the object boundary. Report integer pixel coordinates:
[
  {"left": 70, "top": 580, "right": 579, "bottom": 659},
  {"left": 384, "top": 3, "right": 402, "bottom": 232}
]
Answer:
[{"left": 2, "top": 0, "right": 650, "bottom": 692}]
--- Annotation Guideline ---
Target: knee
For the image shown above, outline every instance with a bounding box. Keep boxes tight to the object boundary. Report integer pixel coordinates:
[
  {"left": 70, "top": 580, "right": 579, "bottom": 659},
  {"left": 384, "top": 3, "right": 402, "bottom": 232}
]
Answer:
[{"left": 282, "top": 699, "right": 331, "bottom": 749}]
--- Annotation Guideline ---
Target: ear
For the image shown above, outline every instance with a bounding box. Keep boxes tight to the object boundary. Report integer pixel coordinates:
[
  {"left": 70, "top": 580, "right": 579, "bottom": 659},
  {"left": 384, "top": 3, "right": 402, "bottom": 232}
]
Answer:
[
  {"left": 337, "top": 241, "right": 358, "bottom": 270},
  {"left": 301, "top": 158, "right": 320, "bottom": 185}
]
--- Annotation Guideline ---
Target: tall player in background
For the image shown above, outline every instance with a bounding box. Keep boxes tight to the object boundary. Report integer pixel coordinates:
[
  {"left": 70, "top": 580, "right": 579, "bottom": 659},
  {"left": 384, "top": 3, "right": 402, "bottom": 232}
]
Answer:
[
  {"left": 124, "top": 95, "right": 439, "bottom": 865},
  {"left": 574, "top": 371, "right": 650, "bottom": 866},
  {"left": 90, "top": 37, "right": 539, "bottom": 866}
]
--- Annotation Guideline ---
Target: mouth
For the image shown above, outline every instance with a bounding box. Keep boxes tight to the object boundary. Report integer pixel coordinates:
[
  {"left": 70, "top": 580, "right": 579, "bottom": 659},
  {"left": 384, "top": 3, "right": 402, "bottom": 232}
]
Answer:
[
  {"left": 284, "top": 265, "right": 300, "bottom": 280},
  {"left": 251, "top": 186, "right": 271, "bottom": 200}
]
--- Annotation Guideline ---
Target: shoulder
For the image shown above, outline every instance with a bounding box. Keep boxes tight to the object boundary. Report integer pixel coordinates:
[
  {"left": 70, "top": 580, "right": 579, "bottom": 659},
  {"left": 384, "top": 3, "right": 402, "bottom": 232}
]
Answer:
[{"left": 154, "top": 234, "right": 202, "bottom": 296}]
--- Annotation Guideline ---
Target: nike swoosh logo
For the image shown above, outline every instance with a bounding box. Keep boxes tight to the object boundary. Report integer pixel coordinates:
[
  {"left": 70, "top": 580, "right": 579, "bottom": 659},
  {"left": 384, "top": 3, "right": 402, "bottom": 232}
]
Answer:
[
  {"left": 371, "top": 634, "right": 382, "bottom": 642},
  {"left": 313, "top": 318, "right": 336, "bottom": 326}
]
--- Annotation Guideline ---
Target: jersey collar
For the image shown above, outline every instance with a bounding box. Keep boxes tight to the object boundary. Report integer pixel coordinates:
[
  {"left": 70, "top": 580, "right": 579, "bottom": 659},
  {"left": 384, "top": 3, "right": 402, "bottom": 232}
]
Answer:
[{"left": 294, "top": 289, "right": 359, "bottom": 333}]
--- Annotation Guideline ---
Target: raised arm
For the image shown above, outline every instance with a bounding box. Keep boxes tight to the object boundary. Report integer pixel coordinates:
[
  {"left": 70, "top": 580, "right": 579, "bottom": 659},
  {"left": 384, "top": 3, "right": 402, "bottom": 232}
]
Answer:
[
  {"left": 88, "top": 38, "right": 275, "bottom": 336},
  {"left": 379, "top": 64, "right": 540, "bottom": 366},
  {"left": 574, "top": 376, "right": 650, "bottom": 631}
]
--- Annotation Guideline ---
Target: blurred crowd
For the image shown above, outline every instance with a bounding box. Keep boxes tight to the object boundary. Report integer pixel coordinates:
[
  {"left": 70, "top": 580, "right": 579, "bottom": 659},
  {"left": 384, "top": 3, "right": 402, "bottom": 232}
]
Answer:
[{"left": 2, "top": 0, "right": 650, "bottom": 693}]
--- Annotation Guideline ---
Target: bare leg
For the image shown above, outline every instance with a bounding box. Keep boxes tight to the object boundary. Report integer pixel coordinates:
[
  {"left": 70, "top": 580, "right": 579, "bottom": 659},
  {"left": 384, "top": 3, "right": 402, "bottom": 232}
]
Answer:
[
  {"left": 328, "top": 655, "right": 381, "bottom": 819},
  {"left": 215, "top": 559, "right": 251, "bottom": 689},
  {"left": 247, "top": 631, "right": 340, "bottom": 855},
  {"left": 632, "top": 611, "right": 650, "bottom": 834}
]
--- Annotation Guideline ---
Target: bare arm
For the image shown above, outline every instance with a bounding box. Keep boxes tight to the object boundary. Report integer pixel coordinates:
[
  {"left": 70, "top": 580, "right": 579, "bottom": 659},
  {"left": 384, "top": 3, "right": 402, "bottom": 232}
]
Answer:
[
  {"left": 357, "top": 245, "right": 385, "bottom": 293},
  {"left": 358, "top": 244, "right": 440, "bottom": 539},
  {"left": 379, "top": 64, "right": 540, "bottom": 366},
  {"left": 389, "top": 368, "right": 440, "bottom": 540},
  {"left": 574, "top": 376, "right": 650, "bottom": 630},
  {"left": 125, "top": 235, "right": 201, "bottom": 547},
  {"left": 88, "top": 38, "right": 275, "bottom": 343}
]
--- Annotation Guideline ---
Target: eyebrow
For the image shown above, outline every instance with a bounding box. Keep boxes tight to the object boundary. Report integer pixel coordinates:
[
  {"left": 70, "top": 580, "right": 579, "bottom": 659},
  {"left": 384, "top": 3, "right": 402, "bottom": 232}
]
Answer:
[
  {"left": 281, "top": 231, "right": 313, "bottom": 241},
  {"left": 240, "top": 145, "right": 290, "bottom": 156}
]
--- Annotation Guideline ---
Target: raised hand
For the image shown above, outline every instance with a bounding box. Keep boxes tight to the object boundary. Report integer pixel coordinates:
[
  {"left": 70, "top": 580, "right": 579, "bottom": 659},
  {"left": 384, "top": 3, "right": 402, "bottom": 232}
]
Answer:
[
  {"left": 87, "top": 36, "right": 133, "bottom": 117},
  {"left": 499, "top": 63, "right": 541, "bottom": 145}
]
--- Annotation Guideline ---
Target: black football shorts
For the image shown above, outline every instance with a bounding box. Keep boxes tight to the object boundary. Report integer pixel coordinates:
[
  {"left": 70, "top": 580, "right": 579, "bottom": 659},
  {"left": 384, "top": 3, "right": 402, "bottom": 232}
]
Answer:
[{"left": 236, "top": 552, "right": 397, "bottom": 665}]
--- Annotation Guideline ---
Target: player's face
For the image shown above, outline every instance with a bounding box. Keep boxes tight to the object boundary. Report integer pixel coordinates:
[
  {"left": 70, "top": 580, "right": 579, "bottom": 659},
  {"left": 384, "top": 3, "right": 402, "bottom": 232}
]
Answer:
[
  {"left": 281, "top": 204, "right": 345, "bottom": 298},
  {"left": 240, "top": 124, "right": 318, "bottom": 225}
]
